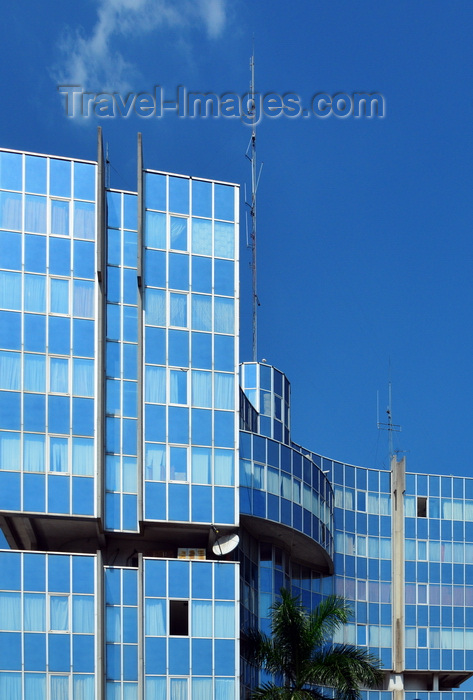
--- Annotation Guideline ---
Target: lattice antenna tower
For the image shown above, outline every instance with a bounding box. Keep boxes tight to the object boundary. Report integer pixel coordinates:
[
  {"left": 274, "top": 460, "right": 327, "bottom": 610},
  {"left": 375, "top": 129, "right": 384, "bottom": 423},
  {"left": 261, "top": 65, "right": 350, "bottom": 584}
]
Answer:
[
  {"left": 377, "top": 381, "right": 402, "bottom": 459},
  {"left": 245, "top": 51, "right": 261, "bottom": 362}
]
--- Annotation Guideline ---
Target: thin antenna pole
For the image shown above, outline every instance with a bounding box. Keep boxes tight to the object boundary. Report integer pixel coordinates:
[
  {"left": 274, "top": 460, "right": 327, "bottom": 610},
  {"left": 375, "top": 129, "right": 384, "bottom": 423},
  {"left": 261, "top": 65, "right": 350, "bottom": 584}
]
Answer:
[
  {"left": 249, "top": 51, "right": 258, "bottom": 362},
  {"left": 377, "top": 380, "right": 401, "bottom": 459}
]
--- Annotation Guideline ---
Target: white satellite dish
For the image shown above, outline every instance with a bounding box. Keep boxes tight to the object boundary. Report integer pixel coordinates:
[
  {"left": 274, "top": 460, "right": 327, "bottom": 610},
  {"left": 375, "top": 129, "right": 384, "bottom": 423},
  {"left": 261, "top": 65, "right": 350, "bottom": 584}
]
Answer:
[{"left": 212, "top": 533, "right": 240, "bottom": 557}]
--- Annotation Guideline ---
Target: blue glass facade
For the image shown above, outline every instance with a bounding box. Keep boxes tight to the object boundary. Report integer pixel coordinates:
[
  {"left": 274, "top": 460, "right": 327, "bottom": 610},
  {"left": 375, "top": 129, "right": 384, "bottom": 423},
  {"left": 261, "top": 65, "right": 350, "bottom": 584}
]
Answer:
[{"left": 0, "top": 140, "right": 472, "bottom": 700}]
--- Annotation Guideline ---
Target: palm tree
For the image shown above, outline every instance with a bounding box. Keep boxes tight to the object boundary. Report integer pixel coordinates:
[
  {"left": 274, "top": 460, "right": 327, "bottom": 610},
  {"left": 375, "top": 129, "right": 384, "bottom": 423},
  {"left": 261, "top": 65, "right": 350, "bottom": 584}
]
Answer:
[{"left": 247, "top": 590, "right": 383, "bottom": 700}]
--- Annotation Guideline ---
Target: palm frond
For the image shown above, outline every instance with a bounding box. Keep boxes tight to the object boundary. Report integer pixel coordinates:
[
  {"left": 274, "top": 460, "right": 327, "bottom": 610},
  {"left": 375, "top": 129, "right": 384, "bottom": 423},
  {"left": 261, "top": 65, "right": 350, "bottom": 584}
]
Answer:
[
  {"left": 307, "top": 644, "right": 383, "bottom": 700},
  {"left": 248, "top": 590, "right": 383, "bottom": 700}
]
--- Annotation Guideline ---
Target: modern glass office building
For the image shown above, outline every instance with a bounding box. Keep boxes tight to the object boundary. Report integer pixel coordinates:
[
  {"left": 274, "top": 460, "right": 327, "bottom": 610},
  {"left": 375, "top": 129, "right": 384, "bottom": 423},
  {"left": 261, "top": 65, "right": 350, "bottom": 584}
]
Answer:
[{"left": 0, "top": 134, "right": 472, "bottom": 700}]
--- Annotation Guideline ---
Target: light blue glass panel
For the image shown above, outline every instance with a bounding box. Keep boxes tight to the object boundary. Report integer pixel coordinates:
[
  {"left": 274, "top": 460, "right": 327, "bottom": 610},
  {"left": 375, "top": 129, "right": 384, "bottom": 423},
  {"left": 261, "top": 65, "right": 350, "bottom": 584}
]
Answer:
[
  {"left": 145, "top": 599, "right": 166, "bottom": 635},
  {"left": 145, "top": 676, "right": 166, "bottom": 700},
  {"left": 0, "top": 192, "right": 22, "bottom": 233},
  {"left": 170, "top": 678, "right": 188, "bottom": 699},
  {"left": 192, "top": 180, "right": 212, "bottom": 217},
  {"left": 192, "top": 371, "right": 211, "bottom": 407},
  {"left": 214, "top": 449, "right": 234, "bottom": 486},
  {"left": 191, "top": 332, "right": 211, "bottom": 369},
  {"left": 105, "top": 305, "right": 119, "bottom": 341},
  {"left": 192, "top": 447, "right": 211, "bottom": 484},
  {"left": 73, "top": 358, "right": 94, "bottom": 396},
  {"left": 170, "top": 216, "right": 188, "bottom": 251},
  {"left": 214, "top": 258, "right": 234, "bottom": 296},
  {"left": 73, "top": 280, "right": 94, "bottom": 317},
  {"left": 24, "top": 674, "right": 46, "bottom": 699},
  {"left": 74, "top": 162, "right": 95, "bottom": 201},
  {"left": 214, "top": 373, "right": 234, "bottom": 409},
  {"left": 0, "top": 392, "right": 20, "bottom": 430},
  {"left": 24, "top": 553, "right": 46, "bottom": 591},
  {"left": 0, "top": 311, "right": 21, "bottom": 350},
  {"left": 214, "top": 411, "right": 234, "bottom": 448},
  {"left": 50, "top": 159, "right": 71, "bottom": 198},
  {"left": 124, "top": 194, "right": 137, "bottom": 231},
  {"left": 107, "top": 191, "right": 121, "bottom": 229},
  {"left": 192, "top": 256, "right": 212, "bottom": 294},
  {"left": 123, "top": 306, "right": 137, "bottom": 342},
  {"left": 214, "top": 297, "right": 234, "bottom": 333},
  {"left": 74, "top": 201, "right": 95, "bottom": 239},
  {"left": 215, "top": 678, "right": 235, "bottom": 700},
  {"left": 192, "top": 600, "right": 212, "bottom": 637},
  {"left": 192, "top": 294, "right": 211, "bottom": 331},
  {"left": 145, "top": 249, "right": 165, "bottom": 288},
  {"left": 168, "top": 406, "right": 189, "bottom": 444},
  {"left": 72, "top": 438, "right": 94, "bottom": 476},
  {"left": 146, "top": 327, "right": 165, "bottom": 364},
  {"left": 123, "top": 493, "right": 137, "bottom": 530},
  {"left": 106, "top": 379, "right": 120, "bottom": 414},
  {"left": 170, "top": 370, "right": 187, "bottom": 404},
  {"left": 0, "top": 231, "right": 21, "bottom": 270},
  {"left": 191, "top": 408, "right": 212, "bottom": 446},
  {"left": 48, "top": 395, "right": 70, "bottom": 435},
  {"left": 145, "top": 211, "right": 166, "bottom": 248},
  {"left": 145, "top": 289, "right": 166, "bottom": 326},
  {"left": 25, "top": 234, "right": 46, "bottom": 273},
  {"left": 170, "top": 446, "right": 187, "bottom": 480},
  {"left": 48, "top": 316, "right": 70, "bottom": 356},
  {"left": 145, "top": 560, "right": 166, "bottom": 597},
  {"left": 50, "top": 595, "right": 69, "bottom": 630},
  {"left": 0, "top": 592, "right": 20, "bottom": 629},
  {"left": 144, "top": 405, "right": 165, "bottom": 443},
  {"left": 169, "top": 639, "right": 189, "bottom": 675},
  {"left": 123, "top": 382, "right": 137, "bottom": 417},
  {"left": 51, "top": 199, "right": 70, "bottom": 236},
  {"left": 145, "top": 366, "right": 166, "bottom": 403},
  {"left": 215, "top": 601, "right": 235, "bottom": 637},
  {"left": 72, "top": 595, "right": 94, "bottom": 633},
  {"left": 214, "top": 563, "right": 235, "bottom": 600},
  {"left": 169, "top": 176, "right": 189, "bottom": 215},
  {"left": 0, "top": 151, "right": 22, "bottom": 190},
  {"left": 0, "top": 351, "right": 20, "bottom": 390},
  {"left": 0, "top": 551, "right": 21, "bottom": 589},
  {"left": 72, "top": 318, "right": 95, "bottom": 357},
  {"left": 24, "top": 273, "right": 46, "bottom": 312},
  {"left": 123, "top": 268, "right": 137, "bottom": 304},
  {"left": 214, "top": 184, "right": 234, "bottom": 221},
  {"left": 50, "top": 237, "right": 71, "bottom": 275},
  {"left": 169, "top": 560, "right": 189, "bottom": 597},
  {"left": 50, "top": 357, "right": 69, "bottom": 393},
  {"left": 0, "top": 271, "right": 21, "bottom": 309},
  {"left": 168, "top": 329, "right": 189, "bottom": 368},
  {"left": 50, "top": 676, "right": 69, "bottom": 699},
  {"left": 192, "top": 218, "right": 212, "bottom": 256},
  {"left": 145, "top": 172, "right": 166, "bottom": 211},
  {"left": 23, "top": 434, "right": 45, "bottom": 472},
  {"left": 74, "top": 240, "right": 95, "bottom": 279},
  {"left": 214, "top": 335, "right": 234, "bottom": 372},
  {"left": 24, "top": 593, "right": 45, "bottom": 631},
  {"left": 25, "top": 195, "right": 47, "bottom": 233},
  {"left": 214, "top": 222, "right": 234, "bottom": 259},
  {"left": 107, "top": 228, "right": 121, "bottom": 266},
  {"left": 104, "top": 342, "right": 118, "bottom": 379},
  {"left": 145, "top": 445, "right": 165, "bottom": 481},
  {"left": 72, "top": 397, "right": 94, "bottom": 436},
  {"left": 73, "top": 674, "right": 94, "bottom": 699},
  {"left": 25, "top": 155, "right": 46, "bottom": 193},
  {"left": 170, "top": 293, "right": 187, "bottom": 327},
  {"left": 169, "top": 253, "right": 189, "bottom": 291}
]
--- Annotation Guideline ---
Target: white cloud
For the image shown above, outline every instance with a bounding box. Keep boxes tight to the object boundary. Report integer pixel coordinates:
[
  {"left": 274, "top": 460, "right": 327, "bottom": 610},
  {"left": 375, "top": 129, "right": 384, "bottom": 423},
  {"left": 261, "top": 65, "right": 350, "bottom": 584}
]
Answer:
[{"left": 54, "top": 0, "right": 228, "bottom": 91}]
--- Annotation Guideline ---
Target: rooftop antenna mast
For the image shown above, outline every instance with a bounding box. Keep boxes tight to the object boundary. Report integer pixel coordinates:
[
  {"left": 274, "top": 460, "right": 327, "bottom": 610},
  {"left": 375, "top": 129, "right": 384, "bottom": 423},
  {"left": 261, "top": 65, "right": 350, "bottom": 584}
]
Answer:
[
  {"left": 245, "top": 49, "right": 260, "bottom": 362},
  {"left": 377, "top": 381, "right": 402, "bottom": 460}
]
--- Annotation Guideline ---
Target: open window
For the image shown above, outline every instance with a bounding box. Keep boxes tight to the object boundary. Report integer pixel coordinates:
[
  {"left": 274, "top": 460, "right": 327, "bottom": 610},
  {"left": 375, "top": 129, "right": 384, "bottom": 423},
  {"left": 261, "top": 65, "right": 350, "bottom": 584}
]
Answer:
[
  {"left": 417, "top": 496, "right": 427, "bottom": 518},
  {"left": 169, "top": 600, "right": 188, "bottom": 636}
]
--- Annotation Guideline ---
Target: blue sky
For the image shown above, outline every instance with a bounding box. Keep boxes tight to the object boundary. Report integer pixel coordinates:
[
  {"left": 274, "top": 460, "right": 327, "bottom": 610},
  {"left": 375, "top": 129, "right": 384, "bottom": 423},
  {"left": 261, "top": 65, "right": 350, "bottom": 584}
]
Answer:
[{"left": 1, "top": 0, "right": 473, "bottom": 475}]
